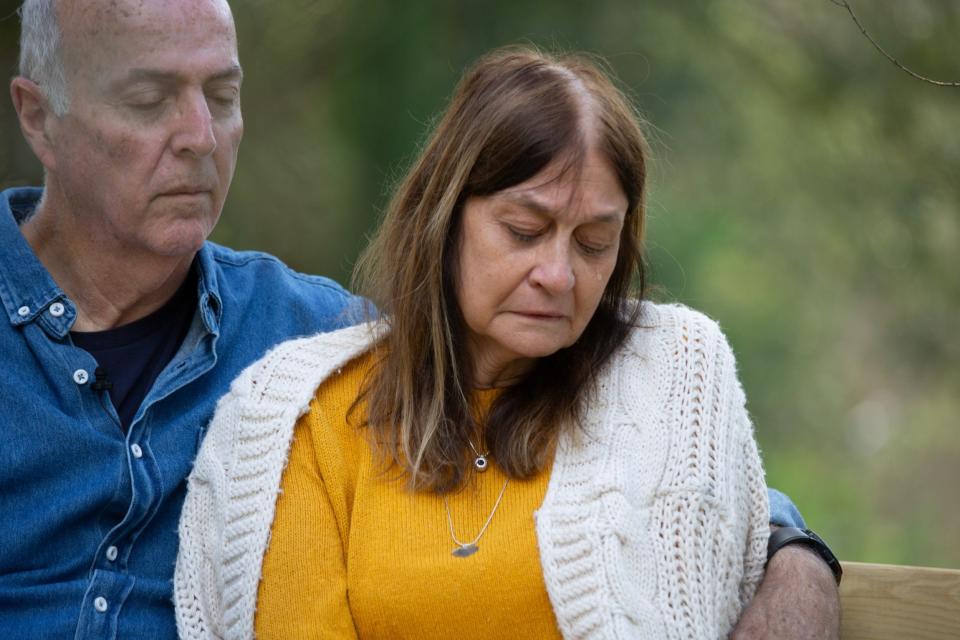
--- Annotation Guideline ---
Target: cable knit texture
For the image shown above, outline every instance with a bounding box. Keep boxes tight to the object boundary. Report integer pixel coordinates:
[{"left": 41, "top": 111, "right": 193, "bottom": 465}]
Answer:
[{"left": 175, "top": 302, "right": 769, "bottom": 640}]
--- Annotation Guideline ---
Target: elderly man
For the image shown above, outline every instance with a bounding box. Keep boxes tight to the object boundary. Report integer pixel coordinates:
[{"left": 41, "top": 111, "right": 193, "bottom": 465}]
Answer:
[{"left": 0, "top": 0, "right": 840, "bottom": 638}]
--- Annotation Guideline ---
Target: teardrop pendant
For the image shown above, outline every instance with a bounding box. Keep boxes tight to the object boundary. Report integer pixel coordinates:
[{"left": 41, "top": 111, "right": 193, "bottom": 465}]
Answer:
[{"left": 452, "top": 543, "right": 479, "bottom": 557}]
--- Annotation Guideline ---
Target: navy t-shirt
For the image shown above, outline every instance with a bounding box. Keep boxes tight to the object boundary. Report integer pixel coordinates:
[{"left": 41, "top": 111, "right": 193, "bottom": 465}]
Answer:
[{"left": 71, "top": 272, "right": 197, "bottom": 432}]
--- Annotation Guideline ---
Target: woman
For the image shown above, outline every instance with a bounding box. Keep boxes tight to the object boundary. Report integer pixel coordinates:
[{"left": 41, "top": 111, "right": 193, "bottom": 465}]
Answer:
[{"left": 175, "top": 47, "right": 769, "bottom": 639}]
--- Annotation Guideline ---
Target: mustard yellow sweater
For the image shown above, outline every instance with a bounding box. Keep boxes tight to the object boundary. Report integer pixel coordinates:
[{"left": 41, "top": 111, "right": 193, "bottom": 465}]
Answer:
[
  {"left": 254, "top": 352, "right": 562, "bottom": 639},
  {"left": 177, "top": 308, "right": 769, "bottom": 639}
]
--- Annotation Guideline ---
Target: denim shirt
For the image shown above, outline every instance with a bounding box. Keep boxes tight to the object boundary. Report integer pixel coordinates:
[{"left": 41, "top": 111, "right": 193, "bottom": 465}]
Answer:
[
  {"left": 0, "top": 187, "right": 364, "bottom": 639},
  {"left": 0, "top": 187, "right": 804, "bottom": 639}
]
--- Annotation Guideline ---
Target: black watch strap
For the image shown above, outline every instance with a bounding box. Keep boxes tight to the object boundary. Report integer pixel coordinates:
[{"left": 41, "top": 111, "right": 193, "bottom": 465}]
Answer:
[{"left": 766, "top": 526, "right": 843, "bottom": 585}]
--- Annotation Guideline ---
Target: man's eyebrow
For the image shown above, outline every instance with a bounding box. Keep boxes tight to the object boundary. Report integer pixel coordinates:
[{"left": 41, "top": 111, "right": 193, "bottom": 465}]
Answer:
[
  {"left": 209, "top": 65, "right": 244, "bottom": 83},
  {"left": 117, "top": 64, "right": 244, "bottom": 86},
  {"left": 502, "top": 192, "right": 623, "bottom": 223}
]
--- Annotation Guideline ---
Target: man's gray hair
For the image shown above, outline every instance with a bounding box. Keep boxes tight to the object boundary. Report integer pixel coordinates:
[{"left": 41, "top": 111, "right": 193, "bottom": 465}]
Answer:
[{"left": 18, "top": 0, "right": 69, "bottom": 115}]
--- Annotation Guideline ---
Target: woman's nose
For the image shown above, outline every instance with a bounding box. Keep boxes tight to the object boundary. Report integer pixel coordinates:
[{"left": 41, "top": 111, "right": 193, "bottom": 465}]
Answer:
[{"left": 529, "top": 246, "right": 575, "bottom": 293}]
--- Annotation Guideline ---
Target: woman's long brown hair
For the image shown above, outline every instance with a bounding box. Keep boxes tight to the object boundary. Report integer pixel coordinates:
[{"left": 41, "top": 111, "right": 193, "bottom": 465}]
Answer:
[{"left": 352, "top": 46, "right": 649, "bottom": 493}]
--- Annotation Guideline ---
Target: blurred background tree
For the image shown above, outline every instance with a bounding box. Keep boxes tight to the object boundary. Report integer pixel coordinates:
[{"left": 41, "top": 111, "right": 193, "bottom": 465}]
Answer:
[{"left": 1, "top": 0, "right": 957, "bottom": 567}]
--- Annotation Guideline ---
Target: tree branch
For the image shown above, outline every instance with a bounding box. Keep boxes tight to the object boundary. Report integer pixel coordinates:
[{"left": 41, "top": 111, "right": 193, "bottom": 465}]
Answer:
[{"left": 830, "top": 0, "right": 960, "bottom": 87}]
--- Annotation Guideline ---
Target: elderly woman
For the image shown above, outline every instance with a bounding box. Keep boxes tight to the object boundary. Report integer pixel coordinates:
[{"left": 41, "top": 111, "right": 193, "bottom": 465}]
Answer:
[{"left": 175, "top": 47, "right": 770, "bottom": 639}]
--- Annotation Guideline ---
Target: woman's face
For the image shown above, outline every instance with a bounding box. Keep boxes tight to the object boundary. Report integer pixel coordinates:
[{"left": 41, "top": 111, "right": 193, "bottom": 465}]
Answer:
[{"left": 455, "top": 146, "right": 628, "bottom": 387}]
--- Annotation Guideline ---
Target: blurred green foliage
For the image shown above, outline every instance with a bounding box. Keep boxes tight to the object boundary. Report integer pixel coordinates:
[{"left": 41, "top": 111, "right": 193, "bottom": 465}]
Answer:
[{"left": 1, "top": 0, "right": 958, "bottom": 568}]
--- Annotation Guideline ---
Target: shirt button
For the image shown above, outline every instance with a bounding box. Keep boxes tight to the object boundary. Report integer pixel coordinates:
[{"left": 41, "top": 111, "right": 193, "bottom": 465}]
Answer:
[
  {"left": 73, "top": 369, "right": 89, "bottom": 385},
  {"left": 94, "top": 596, "right": 108, "bottom": 613},
  {"left": 49, "top": 302, "right": 66, "bottom": 317},
  {"left": 106, "top": 545, "right": 118, "bottom": 561},
  {"left": 17, "top": 305, "right": 30, "bottom": 317},
  {"left": 130, "top": 443, "right": 143, "bottom": 459}
]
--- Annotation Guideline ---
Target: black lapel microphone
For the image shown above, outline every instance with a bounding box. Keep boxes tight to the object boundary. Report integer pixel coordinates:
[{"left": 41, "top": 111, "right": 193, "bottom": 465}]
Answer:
[{"left": 91, "top": 366, "right": 114, "bottom": 392}]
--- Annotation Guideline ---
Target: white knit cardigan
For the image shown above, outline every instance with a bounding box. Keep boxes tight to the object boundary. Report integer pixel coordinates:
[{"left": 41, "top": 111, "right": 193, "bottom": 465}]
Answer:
[{"left": 175, "top": 302, "right": 769, "bottom": 640}]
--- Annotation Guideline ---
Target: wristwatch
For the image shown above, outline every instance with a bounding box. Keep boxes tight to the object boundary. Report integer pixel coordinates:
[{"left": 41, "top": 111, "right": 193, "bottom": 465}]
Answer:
[{"left": 766, "top": 526, "right": 843, "bottom": 585}]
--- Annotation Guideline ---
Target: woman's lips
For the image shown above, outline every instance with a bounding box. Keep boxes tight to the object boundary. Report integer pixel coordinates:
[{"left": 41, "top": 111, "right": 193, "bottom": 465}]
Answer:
[{"left": 512, "top": 310, "right": 566, "bottom": 320}]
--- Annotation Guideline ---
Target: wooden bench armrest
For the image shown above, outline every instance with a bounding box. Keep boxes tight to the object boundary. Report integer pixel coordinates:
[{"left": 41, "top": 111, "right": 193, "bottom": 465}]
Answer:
[{"left": 839, "top": 561, "right": 960, "bottom": 640}]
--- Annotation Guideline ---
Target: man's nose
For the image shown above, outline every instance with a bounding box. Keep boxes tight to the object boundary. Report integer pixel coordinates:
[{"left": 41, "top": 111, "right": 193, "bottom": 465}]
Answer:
[
  {"left": 172, "top": 91, "right": 217, "bottom": 157},
  {"left": 529, "top": 243, "right": 576, "bottom": 294}
]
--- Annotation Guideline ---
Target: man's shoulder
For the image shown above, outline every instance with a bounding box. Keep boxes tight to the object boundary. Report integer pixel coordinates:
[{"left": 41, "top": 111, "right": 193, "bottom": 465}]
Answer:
[
  {"left": 198, "top": 241, "right": 370, "bottom": 337},
  {"left": 202, "top": 241, "right": 348, "bottom": 294}
]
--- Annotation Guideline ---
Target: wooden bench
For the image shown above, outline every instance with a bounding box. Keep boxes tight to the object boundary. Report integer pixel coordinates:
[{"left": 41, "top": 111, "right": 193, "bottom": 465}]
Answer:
[{"left": 840, "top": 561, "right": 960, "bottom": 639}]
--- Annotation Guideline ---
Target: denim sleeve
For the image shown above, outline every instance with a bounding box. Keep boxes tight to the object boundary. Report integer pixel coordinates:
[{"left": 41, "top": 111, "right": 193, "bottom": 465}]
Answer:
[{"left": 768, "top": 487, "right": 806, "bottom": 528}]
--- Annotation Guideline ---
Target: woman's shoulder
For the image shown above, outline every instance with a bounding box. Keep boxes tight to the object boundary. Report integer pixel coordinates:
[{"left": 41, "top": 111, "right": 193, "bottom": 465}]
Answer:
[
  {"left": 302, "top": 347, "right": 378, "bottom": 455},
  {"left": 610, "top": 301, "right": 745, "bottom": 412},
  {"left": 222, "top": 322, "right": 382, "bottom": 412},
  {"left": 197, "top": 322, "right": 382, "bottom": 466},
  {"left": 621, "top": 301, "right": 735, "bottom": 365},
  {"left": 632, "top": 300, "right": 727, "bottom": 343}
]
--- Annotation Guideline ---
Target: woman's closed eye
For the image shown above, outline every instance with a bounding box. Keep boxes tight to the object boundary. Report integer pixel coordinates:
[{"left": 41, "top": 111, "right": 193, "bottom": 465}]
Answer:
[
  {"left": 506, "top": 224, "right": 545, "bottom": 243},
  {"left": 577, "top": 237, "right": 614, "bottom": 256}
]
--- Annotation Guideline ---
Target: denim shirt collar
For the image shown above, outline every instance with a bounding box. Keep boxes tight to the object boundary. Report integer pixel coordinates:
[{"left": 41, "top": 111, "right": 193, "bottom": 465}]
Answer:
[
  {"left": 194, "top": 241, "right": 223, "bottom": 336},
  {"left": 0, "top": 186, "right": 222, "bottom": 338},
  {"left": 0, "top": 187, "right": 73, "bottom": 335}
]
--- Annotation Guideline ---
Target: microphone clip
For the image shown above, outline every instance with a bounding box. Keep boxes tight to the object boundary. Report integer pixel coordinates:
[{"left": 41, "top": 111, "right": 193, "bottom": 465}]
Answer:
[{"left": 91, "top": 366, "right": 114, "bottom": 392}]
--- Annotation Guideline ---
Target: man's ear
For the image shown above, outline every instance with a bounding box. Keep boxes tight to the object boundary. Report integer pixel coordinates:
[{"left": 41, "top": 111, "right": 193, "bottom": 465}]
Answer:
[{"left": 10, "top": 77, "right": 60, "bottom": 172}]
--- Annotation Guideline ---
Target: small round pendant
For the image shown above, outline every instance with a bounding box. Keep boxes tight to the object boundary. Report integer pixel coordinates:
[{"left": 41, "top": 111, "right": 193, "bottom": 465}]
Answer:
[{"left": 474, "top": 455, "right": 489, "bottom": 472}]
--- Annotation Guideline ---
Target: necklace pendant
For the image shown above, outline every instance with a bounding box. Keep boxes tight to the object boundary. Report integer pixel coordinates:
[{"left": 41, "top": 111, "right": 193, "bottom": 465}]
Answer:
[
  {"left": 474, "top": 455, "right": 489, "bottom": 472},
  {"left": 452, "top": 543, "right": 479, "bottom": 558}
]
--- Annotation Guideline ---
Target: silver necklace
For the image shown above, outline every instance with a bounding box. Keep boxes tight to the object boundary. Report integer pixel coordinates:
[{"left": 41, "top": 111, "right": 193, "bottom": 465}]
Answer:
[
  {"left": 443, "top": 478, "right": 509, "bottom": 557},
  {"left": 467, "top": 439, "right": 490, "bottom": 472}
]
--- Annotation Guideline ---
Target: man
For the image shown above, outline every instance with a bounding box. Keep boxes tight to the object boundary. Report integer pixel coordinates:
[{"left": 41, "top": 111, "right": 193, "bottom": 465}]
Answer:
[{"left": 0, "top": 0, "right": 840, "bottom": 637}]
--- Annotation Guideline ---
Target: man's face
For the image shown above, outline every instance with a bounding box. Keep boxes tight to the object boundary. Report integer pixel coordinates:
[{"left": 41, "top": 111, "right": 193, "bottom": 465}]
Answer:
[{"left": 49, "top": 0, "right": 243, "bottom": 258}]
